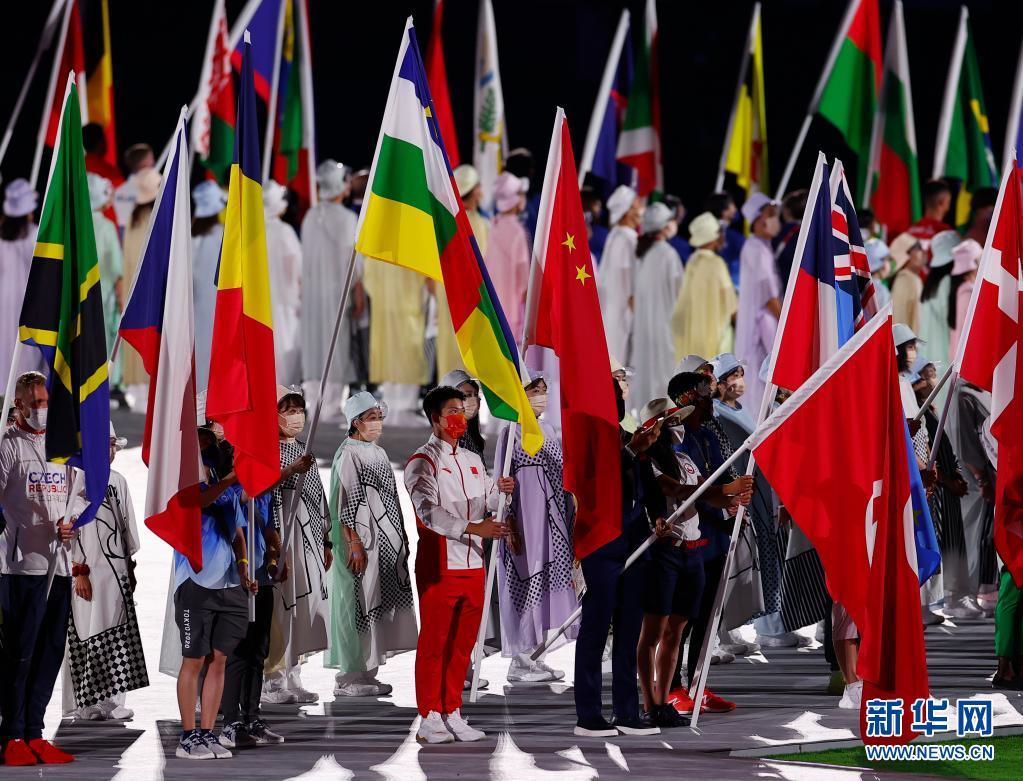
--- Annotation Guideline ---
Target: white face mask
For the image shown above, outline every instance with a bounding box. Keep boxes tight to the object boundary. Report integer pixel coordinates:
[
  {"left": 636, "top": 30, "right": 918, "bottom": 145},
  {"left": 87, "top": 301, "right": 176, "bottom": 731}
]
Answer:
[
  {"left": 463, "top": 396, "right": 480, "bottom": 419},
  {"left": 528, "top": 393, "right": 548, "bottom": 417},
  {"left": 23, "top": 407, "right": 47, "bottom": 432},
  {"left": 358, "top": 420, "right": 383, "bottom": 442},
  {"left": 278, "top": 411, "right": 306, "bottom": 439}
]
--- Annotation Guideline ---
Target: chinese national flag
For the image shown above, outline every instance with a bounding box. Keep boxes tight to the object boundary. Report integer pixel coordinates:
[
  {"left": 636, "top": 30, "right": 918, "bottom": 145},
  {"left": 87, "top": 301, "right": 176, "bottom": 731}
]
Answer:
[
  {"left": 752, "top": 309, "right": 928, "bottom": 744},
  {"left": 530, "top": 110, "right": 622, "bottom": 560},
  {"left": 959, "top": 163, "right": 1023, "bottom": 585}
]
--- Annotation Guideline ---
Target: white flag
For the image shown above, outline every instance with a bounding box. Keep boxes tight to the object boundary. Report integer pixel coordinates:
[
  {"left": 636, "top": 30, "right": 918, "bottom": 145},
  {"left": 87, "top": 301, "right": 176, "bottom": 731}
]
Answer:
[{"left": 473, "top": 0, "right": 508, "bottom": 213}]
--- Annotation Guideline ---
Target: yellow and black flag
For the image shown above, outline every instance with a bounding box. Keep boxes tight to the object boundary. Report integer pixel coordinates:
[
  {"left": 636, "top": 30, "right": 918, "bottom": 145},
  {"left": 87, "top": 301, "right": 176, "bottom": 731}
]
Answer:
[
  {"left": 19, "top": 72, "right": 110, "bottom": 527},
  {"left": 717, "top": 2, "right": 768, "bottom": 197}
]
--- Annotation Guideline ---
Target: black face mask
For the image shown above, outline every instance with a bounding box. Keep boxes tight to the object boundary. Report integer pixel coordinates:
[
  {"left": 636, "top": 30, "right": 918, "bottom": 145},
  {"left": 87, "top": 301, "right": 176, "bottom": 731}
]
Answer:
[{"left": 613, "top": 377, "right": 625, "bottom": 423}]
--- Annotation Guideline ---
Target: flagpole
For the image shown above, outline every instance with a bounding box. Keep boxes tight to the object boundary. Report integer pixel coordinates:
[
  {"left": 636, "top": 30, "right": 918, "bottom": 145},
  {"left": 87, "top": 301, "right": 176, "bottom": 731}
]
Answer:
[
  {"left": 530, "top": 439, "right": 753, "bottom": 662},
  {"left": 932, "top": 6, "right": 969, "bottom": 179},
  {"left": 862, "top": 1, "right": 896, "bottom": 209},
  {"left": 690, "top": 152, "right": 828, "bottom": 727},
  {"left": 715, "top": 3, "right": 759, "bottom": 193},
  {"left": 0, "top": 0, "right": 69, "bottom": 169},
  {"left": 277, "top": 245, "right": 358, "bottom": 562},
  {"left": 30, "top": 0, "right": 74, "bottom": 188},
  {"left": 774, "top": 0, "right": 859, "bottom": 199},
  {"left": 296, "top": 0, "right": 317, "bottom": 207},
  {"left": 923, "top": 156, "right": 1012, "bottom": 469},
  {"left": 913, "top": 362, "right": 954, "bottom": 423},
  {"left": 261, "top": 0, "right": 288, "bottom": 183},
  {"left": 45, "top": 469, "right": 81, "bottom": 600},
  {"left": 577, "top": 9, "right": 629, "bottom": 187},
  {"left": 468, "top": 423, "right": 515, "bottom": 703},
  {"left": 1004, "top": 26, "right": 1023, "bottom": 170},
  {"left": 247, "top": 497, "right": 256, "bottom": 621}
]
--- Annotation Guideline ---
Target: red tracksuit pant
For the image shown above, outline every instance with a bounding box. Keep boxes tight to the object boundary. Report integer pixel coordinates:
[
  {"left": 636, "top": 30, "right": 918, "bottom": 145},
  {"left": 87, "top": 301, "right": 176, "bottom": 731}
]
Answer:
[{"left": 415, "top": 570, "right": 484, "bottom": 717}]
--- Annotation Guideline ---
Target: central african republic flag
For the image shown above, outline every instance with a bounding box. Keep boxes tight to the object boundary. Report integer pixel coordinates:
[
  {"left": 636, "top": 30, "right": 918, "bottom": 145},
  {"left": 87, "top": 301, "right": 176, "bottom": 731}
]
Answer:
[{"left": 355, "top": 17, "right": 542, "bottom": 455}]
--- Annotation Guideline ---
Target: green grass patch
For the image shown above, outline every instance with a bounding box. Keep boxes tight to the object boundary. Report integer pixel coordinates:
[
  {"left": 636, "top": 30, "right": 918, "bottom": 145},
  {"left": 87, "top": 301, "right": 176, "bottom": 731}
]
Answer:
[{"left": 770, "top": 735, "right": 1023, "bottom": 780}]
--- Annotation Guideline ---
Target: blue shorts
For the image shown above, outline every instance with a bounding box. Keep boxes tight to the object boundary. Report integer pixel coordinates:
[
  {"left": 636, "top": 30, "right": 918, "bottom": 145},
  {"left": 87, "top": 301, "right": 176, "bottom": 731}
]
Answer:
[{"left": 643, "top": 544, "right": 705, "bottom": 618}]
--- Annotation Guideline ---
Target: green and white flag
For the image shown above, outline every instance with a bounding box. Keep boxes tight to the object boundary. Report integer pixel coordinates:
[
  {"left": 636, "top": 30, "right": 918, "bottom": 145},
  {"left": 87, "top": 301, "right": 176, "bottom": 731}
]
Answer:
[{"left": 473, "top": 0, "right": 507, "bottom": 213}]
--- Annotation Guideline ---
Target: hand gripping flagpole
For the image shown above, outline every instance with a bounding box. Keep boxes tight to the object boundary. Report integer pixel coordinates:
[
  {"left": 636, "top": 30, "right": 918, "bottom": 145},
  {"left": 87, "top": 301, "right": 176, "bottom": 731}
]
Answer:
[
  {"left": 921, "top": 156, "right": 1013, "bottom": 470},
  {"left": 689, "top": 151, "right": 827, "bottom": 728},
  {"left": 468, "top": 423, "right": 516, "bottom": 703},
  {"left": 277, "top": 245, "right": 359, "bottom": 563}
]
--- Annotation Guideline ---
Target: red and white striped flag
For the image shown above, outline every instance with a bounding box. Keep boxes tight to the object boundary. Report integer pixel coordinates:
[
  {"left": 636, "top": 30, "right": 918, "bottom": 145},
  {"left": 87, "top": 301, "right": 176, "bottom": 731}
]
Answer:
[{"left": 958, "top": 162, "right": 1023, "bottom": 584}]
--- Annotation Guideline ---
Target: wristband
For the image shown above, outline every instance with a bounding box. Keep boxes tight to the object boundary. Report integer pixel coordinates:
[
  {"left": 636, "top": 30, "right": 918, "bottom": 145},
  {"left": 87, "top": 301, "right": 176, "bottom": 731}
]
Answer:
[
  {"left": 237, "top": 558, "right": 249, "bottom": 567},
  {"left": 72, "top": 563, "right": 90, "bottom": 577}
]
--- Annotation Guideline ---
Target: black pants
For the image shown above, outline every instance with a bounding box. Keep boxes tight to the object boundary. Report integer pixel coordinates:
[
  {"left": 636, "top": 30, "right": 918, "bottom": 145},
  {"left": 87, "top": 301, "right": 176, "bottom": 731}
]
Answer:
[
  {"left": 574, "top": 535, "right": 645, "bottom": 724},
  {"left": 672, "top": 554, "right": 725, "bottom": 690},
  {"left": 221, "top": 585, "right": 274, "bottom": 725},
  {"left": 0, "top": 574, "right": 71, "bottom": 740}
]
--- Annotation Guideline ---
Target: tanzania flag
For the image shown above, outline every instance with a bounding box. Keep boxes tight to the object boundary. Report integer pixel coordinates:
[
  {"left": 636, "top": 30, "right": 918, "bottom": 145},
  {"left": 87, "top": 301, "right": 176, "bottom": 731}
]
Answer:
[
  {"left": 816, "top": 0, "right": 881, "bottom": 201},
  {"left": 356, "top": 18, "right": 542, "bottom": 455},
  {"left": 616, "top": 0, "right": 661, "bottom": 197},
  {"left": 270, "top": 0, "right": 316, "bottom": 210},
  {"left": 84, "top": 0, "right": 117, "bottom": 168},
  {"left": 206, "top": 33, "right": 281, "bottom": 496},
  {"left": 866, "top": 0, "right": 920, "bottom": 238},
  {"left": 935, "top": 7, "right": 997, "bottom": 229},
  {"left": 193, "top": 0, "right": 235, "bottom": 186},
  {"left": 721, "top": 2, "right": 767, "bottom": 196},
  {"left": 19, "top": 75, "right": 110, "bottom": 528}
]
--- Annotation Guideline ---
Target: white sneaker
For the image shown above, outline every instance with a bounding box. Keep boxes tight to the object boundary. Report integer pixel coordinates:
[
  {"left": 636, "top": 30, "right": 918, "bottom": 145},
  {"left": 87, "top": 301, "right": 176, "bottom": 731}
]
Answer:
[
  {"left": 534, "top": 659, "right": 565, "bottom": 681},
  {"left": 710, "top": 649, "right": 735, "bottom": 664},
  {"left": 333, "top": 681, "right": 391, "bottom": 697},
  {"left": 202, "top": 731, "right": 233, "bottom": 759},
  {"left": 443, "top": 709, "right": 486, "bottom": 742},
  {"left": 838, "top": 680, "right": 863, "bottom": 710},
  {"left": 80, "top": 704, "right": 105, "bottom": 720},
  {"left": 944, "top": 600, "right": 983, "bottom": 619},
  {"left": 286, "top": 669, "right": 319, "bottom": 703},
  {"left": 922, "top": 609, "right": 945, "bottom": 626},
  {"left": 106, "top": 705, "right": 134, "bottom": 720},
  {"left": 756, "top": 631, "right": 812, "bottom": 648},
  {"left": 260, "top": 688, "right": 299, "bottom": 705},
  {"left": 416, "top": 711, "right": 455, "bottom": 744},
  {"left": 507, "top": 656, "right": 555, "bottom": 682},
  {"left": 176, "top": 729, "right": 214, "bottom": 760}
]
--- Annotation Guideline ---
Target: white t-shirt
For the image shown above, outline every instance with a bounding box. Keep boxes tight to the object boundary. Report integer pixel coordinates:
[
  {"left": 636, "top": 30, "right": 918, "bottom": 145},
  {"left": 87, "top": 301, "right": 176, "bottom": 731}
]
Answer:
[{"left": 0, "top": 425, "right": 85, "bottom": 575}]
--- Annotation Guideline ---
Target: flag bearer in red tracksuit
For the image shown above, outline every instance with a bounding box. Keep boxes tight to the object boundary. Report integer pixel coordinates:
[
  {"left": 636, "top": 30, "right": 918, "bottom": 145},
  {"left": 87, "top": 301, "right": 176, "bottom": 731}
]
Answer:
[{"left": 404, "top": 386, "right": 514, "bottom": 744}]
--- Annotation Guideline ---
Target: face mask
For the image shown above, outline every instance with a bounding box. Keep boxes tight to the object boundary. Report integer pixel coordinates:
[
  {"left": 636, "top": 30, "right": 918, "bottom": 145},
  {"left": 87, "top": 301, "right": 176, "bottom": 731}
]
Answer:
[
  {"left": 440, "top": 412, "right": 468, "bottom": 439},
  {"left": 463, "top": 396, "right": 480, "bottom": 419},
  {"left": 618, "top": 379, "right": 630, "bottom": 401},
  {"left": 279, "top": 411, "right": 306, "bottom": 438},
  {"left": 529, "top": 393, "right": 548, "bottom": 416},
  {"left": 726, "top": 377, "right": 746, "bottom": 398},
  {"left": 358, "top": 420, "right": 383, "bottom": 442},
  {"left": 23, "top": 407, "right": 47, "bottom": 431}
]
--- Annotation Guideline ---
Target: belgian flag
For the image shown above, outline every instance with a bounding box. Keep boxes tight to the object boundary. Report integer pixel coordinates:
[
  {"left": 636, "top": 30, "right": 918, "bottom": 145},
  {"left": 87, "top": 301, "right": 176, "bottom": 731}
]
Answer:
[{"left": 19, "top": 73, "right": 110, "bottom": 528}]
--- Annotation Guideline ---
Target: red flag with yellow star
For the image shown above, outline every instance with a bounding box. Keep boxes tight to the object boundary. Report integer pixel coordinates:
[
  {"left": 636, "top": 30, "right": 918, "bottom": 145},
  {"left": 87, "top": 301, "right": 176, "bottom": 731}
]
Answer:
[{"left": 529, "top": 109, "right": 622, "bottom": 560}]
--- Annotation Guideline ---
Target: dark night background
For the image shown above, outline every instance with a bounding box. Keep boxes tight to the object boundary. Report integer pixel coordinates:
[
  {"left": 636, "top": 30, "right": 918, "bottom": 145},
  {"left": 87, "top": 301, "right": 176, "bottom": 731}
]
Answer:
[{"left": 1, "top": 1, "right": 1022, "bottom": 213}]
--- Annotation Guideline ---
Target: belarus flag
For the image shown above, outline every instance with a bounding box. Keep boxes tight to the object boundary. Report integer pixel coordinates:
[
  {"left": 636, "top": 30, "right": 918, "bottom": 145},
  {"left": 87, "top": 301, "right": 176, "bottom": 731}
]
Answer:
[
  {"left": 118, "top": 110, "right": 204, "bottom": 570},
  {"left": 752, "top": 306, "right": 929, "bottom": 744}
]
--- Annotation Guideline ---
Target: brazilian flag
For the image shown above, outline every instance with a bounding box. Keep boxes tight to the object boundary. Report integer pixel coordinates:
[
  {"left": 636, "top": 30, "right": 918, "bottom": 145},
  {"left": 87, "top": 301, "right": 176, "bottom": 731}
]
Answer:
[{"left": 19, "top": 75, "right": 110, "bottom": 527}]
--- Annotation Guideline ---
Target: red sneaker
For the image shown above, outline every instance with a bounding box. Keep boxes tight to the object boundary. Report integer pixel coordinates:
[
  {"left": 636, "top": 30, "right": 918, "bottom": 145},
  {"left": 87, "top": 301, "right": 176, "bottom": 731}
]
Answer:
[
  {"left": 702, "top": 688, "right": 736, "bottom": 713},
  {"left": 3, "top": 739, "right": 38, "bottom": 766},
  {"left": 667, "top": 687, "right": 704, "bottom": 715},
  {"left": 28, "top": 739, "right": 74, "bottom": 764}
]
